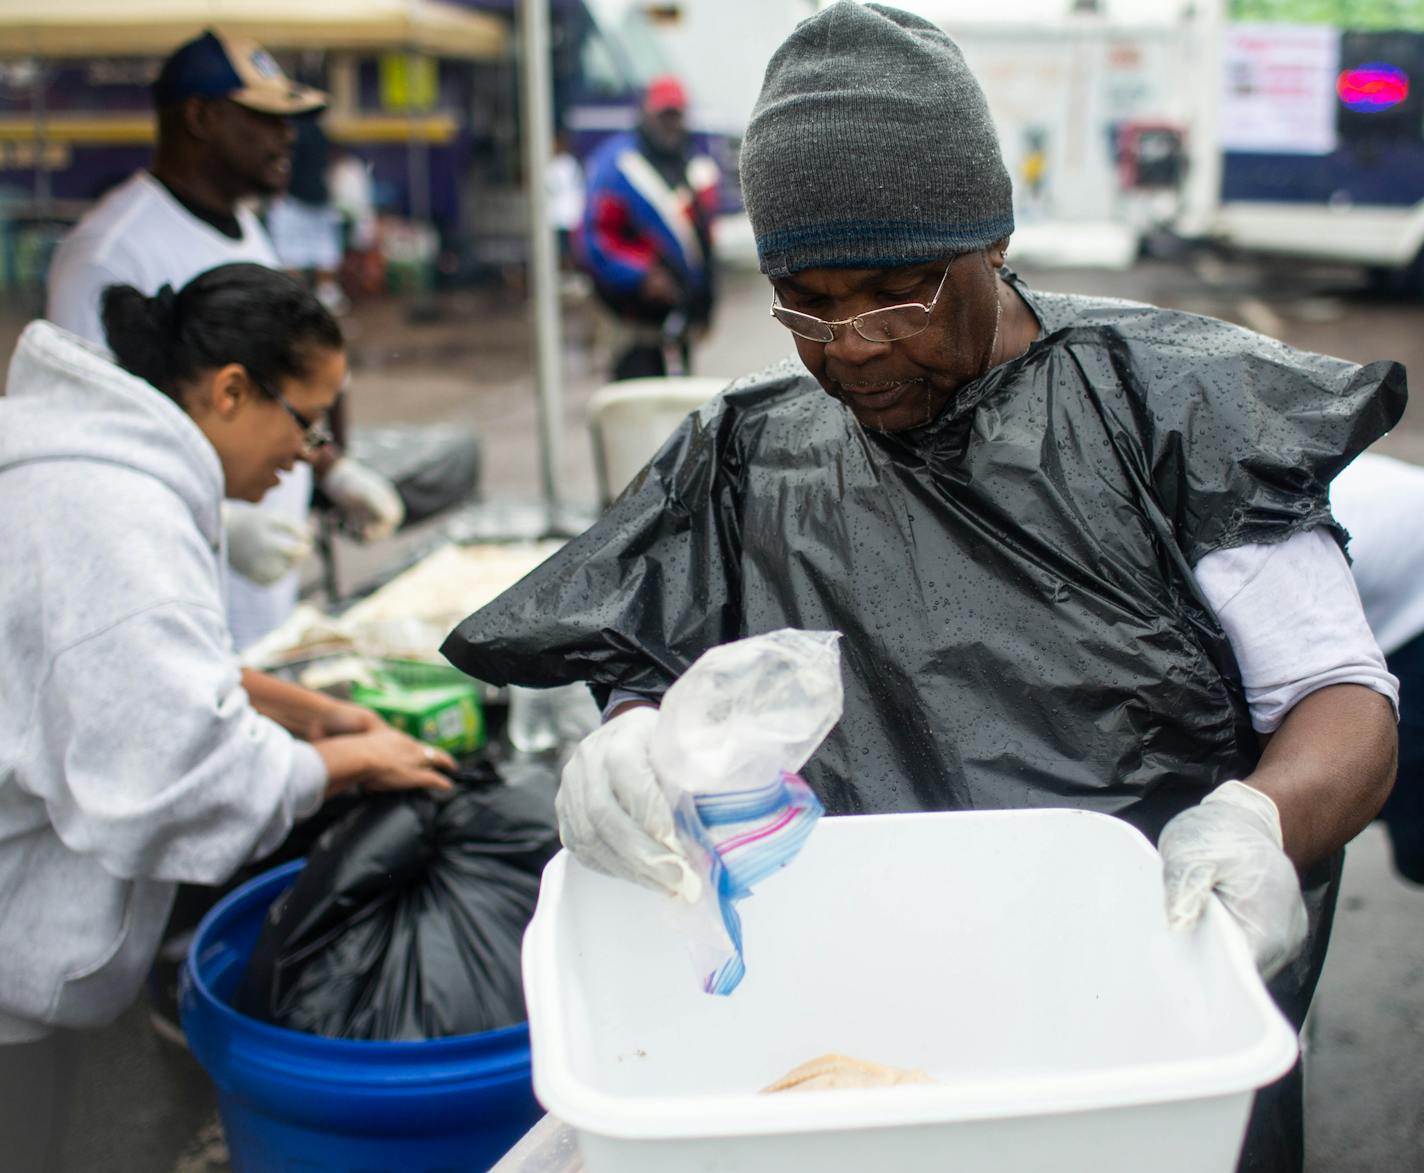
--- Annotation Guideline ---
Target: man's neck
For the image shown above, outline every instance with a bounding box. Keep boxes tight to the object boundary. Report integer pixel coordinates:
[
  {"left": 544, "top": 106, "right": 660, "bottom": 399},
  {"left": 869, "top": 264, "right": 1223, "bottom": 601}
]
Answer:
[
  {"left": 150, "top": 160, "right": 236, "bottom": 217},
  {"left": 150, "top": 165, "right": 247, "bottom": 240},
  {"left": 149, "top": 164, "right": 246, "bottom": 240},
  {"left": 995, "top": 279, "right": 1041, "bottom": 366}
]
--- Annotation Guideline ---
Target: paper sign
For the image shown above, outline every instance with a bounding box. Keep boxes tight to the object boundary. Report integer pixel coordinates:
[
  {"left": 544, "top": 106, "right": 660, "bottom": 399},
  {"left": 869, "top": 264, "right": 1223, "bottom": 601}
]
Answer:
[{"left": 1220, "top": 23, "right": 1341, "bottom": 154}]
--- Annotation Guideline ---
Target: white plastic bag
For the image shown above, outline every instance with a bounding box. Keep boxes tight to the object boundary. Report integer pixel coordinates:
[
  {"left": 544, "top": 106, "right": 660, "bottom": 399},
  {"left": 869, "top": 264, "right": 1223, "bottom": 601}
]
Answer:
[{"left": 651, "top": 629, "right": 843, "bottom": 994}]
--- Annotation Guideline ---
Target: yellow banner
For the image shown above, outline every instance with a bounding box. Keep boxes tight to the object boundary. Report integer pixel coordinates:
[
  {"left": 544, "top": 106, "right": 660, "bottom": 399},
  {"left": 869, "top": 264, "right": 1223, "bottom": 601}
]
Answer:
[{"left": 379, "top": 54, "right": 438, "bottom": 113}]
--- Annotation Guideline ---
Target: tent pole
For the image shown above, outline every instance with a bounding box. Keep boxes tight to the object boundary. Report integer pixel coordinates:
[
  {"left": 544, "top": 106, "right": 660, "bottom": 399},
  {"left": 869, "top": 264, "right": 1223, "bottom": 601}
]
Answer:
[
  {"left": 32, "top": 56, "right": 51, "bottom": 215},
  {"left": 403, "top": 43, "right": 441, "bottom": 325},
  {"left": 519, "top": 0, "right": 567, "bottom": 532},
  {"left": 406, "top": 48, "right": 432, "bottom": 226}
]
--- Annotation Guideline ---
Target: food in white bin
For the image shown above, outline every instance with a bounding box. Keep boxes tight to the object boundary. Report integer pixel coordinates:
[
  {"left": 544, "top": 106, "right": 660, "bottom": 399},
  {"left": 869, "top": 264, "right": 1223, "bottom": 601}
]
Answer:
[{"left": 763, "top": 1054, "right": 933, "bottom": 1093}]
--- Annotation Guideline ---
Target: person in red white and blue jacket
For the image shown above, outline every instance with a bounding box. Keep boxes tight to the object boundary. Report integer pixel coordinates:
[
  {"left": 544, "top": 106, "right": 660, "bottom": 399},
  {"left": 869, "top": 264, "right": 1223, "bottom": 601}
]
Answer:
[{"left": 579, "top": 75, "right": 720, "bottom": 380}]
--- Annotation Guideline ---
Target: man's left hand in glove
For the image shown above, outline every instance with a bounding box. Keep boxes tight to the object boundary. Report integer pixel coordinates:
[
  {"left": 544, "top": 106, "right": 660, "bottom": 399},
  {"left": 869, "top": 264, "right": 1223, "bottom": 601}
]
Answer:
[{"left": 1159, "top": 779, "right": 1309, "bottom": 981}]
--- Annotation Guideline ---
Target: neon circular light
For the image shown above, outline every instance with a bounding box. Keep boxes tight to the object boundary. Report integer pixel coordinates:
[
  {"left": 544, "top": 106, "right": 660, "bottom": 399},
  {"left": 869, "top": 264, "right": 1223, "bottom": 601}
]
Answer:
[{"left": 1337, "top": 63, "right": 1410, "bottom": 112}]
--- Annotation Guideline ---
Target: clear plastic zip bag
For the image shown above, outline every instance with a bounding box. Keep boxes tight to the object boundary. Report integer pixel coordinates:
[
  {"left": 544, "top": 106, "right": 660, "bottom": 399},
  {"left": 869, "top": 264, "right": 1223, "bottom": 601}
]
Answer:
[{"left": 649, "top": 629, "right": 843, "bottom": 994}]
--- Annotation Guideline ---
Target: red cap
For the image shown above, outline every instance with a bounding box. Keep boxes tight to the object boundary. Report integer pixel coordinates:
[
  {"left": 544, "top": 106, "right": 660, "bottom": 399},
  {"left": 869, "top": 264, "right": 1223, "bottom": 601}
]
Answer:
[{"left": 643, "top": 75, "right": 688, "bottom": 114}]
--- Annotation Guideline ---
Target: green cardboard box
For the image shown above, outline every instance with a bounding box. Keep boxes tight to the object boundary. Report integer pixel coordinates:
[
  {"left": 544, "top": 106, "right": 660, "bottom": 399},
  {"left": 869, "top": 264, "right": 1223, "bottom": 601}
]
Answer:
[{"left": 351, "top": 660, "right": 485, "bottom": 754}]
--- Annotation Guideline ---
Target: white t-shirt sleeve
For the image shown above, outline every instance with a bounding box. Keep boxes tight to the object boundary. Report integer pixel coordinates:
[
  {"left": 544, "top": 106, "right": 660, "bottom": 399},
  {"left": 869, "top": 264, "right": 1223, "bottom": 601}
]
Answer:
[
  {"left": 45, "top": 252, "right": 126, "bottom": 349},
  {"left": 1193, "top": 528, "right": 1399, "bottom": 733},
  {"left": 602, "top": 686, "right": 660, "bottom": 721}
]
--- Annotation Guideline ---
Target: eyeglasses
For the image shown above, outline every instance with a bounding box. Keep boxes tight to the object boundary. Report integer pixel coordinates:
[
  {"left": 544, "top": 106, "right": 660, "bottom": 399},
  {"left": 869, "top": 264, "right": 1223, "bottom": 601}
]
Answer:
[
  {"left": 769, "top": 254, "right": 963, "bottom": 344},
  {"left": 260, "top": 381, "right": 335, "bottom": 452}
]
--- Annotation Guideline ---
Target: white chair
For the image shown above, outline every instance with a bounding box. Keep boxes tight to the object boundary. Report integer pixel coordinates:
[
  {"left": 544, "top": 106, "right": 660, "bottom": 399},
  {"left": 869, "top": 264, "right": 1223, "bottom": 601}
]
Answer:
[{"left": 587, "top": 376, "right": 729, "bottom": 507}]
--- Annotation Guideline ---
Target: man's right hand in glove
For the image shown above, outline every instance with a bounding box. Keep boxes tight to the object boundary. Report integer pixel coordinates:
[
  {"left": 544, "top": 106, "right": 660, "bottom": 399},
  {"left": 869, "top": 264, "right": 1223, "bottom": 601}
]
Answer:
[
  {"left": 223, "top": 501, "right": 312, "bottom": 585},
  {"left": 556, "top": 706, "right": 702, "bottom": 901}
]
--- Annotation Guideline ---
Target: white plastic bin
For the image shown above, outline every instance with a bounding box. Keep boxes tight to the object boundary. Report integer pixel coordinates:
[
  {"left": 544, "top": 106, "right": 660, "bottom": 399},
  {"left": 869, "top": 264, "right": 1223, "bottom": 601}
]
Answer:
[{"left": 522, "top": 809, "right": 1298, "bottom": 1173}]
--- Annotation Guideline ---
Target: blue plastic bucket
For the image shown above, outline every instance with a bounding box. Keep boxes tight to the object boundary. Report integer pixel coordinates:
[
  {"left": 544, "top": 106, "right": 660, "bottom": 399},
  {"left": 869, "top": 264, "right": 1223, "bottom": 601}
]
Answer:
[{"left": 180, "top": 860, "right": 542, "bottom": 1172}]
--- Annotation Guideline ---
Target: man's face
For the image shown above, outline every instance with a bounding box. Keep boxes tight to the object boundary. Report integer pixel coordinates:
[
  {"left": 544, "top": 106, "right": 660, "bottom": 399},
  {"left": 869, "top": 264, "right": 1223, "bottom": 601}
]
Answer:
[
  {"left": 205, "top": 99, "right": 297, "bottom": 196},
  {"left": 643, "top": 107, "right": 686, "bottom": 152},
  {"left": 770, "top": 247, "right": 1005, "bottom": 433}
]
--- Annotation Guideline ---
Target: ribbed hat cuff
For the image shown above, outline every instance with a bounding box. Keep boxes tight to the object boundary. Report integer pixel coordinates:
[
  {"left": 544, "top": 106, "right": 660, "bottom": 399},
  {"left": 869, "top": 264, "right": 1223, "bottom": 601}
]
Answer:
[{"left": 756, "top": 215, "right": 1016, "bottom": 277}]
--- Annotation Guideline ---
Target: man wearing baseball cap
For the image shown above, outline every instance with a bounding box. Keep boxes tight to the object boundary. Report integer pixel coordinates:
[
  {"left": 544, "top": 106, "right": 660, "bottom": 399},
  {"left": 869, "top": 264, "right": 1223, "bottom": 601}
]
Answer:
[
  {"left": 50, "top": 30, "right": 326, "bottom": 348},
  {"left": 579, "top": 73, "right": 721, "bottom": 379},
  {"left": 152, "top": 29, "right": 328, "bottom": 116},
  {"left": 47, "top": 29, "right": 403, "bottom": 654}
]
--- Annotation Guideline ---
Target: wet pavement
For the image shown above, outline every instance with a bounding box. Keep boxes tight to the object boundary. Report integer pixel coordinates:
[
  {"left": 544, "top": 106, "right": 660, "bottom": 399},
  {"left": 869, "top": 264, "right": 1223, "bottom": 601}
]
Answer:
[{"left": 2, "top": 250, "right": 1421, "bottom": 1171}]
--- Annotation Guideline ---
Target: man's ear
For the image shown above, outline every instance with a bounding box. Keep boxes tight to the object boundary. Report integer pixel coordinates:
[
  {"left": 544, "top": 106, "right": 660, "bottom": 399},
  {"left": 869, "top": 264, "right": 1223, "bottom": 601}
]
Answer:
[
  {"left": 181, "top": 96, "right": 220, "bottom": 142},
  {"left": 985, "top": 237, "right": 1011, "bottom": 270}
]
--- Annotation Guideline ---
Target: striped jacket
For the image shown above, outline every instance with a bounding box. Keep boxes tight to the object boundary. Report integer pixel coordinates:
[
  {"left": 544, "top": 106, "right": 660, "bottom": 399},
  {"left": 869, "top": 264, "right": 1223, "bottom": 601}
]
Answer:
[{"left": 579, "top": 130, "right": 719, "bottom": 322}]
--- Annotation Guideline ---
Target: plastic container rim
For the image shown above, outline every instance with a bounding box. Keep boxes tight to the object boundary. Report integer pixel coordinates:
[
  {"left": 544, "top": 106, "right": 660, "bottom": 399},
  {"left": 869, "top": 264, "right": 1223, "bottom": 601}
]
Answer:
[{"left": 523, "top": 808, "right": 1300, "bottom": 1140}]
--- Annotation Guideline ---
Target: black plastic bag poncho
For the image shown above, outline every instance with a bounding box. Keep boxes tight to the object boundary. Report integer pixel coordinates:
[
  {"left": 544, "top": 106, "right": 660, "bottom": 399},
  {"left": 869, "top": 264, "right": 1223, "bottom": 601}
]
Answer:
[
  {"left": 443, "top": 277, "right": 1404, "bottom": 844},
  {"left": 236, "top": 768, "right": 560, "bottom": 1041},
  {"left": 445, "top": 280, "right": 1401, "bottom": 1171}
]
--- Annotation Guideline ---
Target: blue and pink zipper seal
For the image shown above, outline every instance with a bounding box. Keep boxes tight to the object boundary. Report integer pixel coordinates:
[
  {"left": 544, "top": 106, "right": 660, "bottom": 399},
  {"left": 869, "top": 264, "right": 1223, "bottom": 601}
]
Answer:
[{"left": 674, "top": 770, "right": 825, "bottom": 995}]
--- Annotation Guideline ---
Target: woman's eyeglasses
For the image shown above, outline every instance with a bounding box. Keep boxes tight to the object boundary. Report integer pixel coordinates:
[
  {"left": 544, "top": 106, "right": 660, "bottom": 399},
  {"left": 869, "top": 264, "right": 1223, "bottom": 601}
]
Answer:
[{"left": 258, "top": 380, "right": 335, "bottom": 452}]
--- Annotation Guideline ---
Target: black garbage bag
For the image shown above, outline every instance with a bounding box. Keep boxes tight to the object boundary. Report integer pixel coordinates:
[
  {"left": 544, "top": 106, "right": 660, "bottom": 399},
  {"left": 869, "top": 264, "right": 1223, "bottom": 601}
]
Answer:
[
  {"left": 236, "top": 764, "right": 559, "bottom": 1040},
  {"left": 345, "top": 424, "right": 481, "bottom": 527},
  {"left": 441, "top": 270, "right": 1405, "bottom": 843}
]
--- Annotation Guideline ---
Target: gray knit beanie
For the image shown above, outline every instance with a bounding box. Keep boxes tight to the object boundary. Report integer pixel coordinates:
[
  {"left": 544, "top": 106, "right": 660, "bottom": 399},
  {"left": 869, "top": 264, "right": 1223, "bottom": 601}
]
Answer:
[{"left": 741, "top": 1, "right": 1014, "bottom": 277}]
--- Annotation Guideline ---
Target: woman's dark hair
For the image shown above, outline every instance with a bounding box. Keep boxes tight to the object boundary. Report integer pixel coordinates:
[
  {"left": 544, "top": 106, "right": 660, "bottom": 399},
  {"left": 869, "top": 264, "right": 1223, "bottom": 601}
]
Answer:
[{"left": 100, "top": 263, "right": 343, "bottom": 403}]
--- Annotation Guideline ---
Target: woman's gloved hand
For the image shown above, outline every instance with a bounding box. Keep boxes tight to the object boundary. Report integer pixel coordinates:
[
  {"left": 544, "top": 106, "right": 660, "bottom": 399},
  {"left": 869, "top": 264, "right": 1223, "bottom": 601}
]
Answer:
[
  {"left": 223, "top": 501, "right": 313, "bottom": 585},
  {"left": 320, "top": 457, "right": 405, "bottom": 542},
  {"left": 556, "top": 706, "right": 702, "bottom": 901},
  {"left": 1159, "top": 780, "right": 1309, "bottom": 980}
]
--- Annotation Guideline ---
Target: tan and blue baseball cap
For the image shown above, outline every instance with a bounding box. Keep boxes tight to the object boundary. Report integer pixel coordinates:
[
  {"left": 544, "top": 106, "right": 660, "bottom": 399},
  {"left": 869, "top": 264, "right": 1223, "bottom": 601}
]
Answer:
[{"left": 153, "top": 29, "right": 328, "bottom": 115}]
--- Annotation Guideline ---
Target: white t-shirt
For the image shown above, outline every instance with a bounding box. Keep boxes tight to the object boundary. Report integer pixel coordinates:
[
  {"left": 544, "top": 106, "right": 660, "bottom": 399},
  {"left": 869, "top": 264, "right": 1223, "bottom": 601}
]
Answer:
[
  {"left": 46, "top": 171, "right": 312, "bottom": 649},
  {"left": 47, "top": 171, "right": 278, "bottom": 347},
  {"left": 328, "top": 155, "right": 377, "bottom": 250},
  {"left": 546, "top": 153, "right": 585, "bottom": 232},
  {"left": 1328, "top": 453, "right": 1424, "bottom": 656}
]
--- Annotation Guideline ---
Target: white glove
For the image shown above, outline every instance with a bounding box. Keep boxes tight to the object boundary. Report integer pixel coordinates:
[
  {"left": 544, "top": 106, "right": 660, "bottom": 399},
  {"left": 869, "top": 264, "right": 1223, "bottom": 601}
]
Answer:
[
  {"left": 320, "top": 457, "right": 405, "bottom": 542},
  {"left": 1159, "top": 780, "right": 1308, "bottom": 980},
  {"left": 555, "top": 706, "right": 702, "bottom": 901},
  {"left": 223, "top": 501, "right": 312, "bottom": 585}
]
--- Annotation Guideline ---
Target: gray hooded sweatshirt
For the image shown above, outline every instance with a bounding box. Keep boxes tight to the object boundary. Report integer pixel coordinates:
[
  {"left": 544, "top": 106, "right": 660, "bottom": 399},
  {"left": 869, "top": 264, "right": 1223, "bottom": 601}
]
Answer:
[{"left": 0, "top": 321, "right": 325, "bottom": 1041}]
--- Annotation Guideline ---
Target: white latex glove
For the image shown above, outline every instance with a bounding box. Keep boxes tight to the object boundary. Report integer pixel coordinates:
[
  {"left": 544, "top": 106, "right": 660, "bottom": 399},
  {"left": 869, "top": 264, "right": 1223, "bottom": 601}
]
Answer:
[
  {"left": 555, "top": 706, "right": 702, "bottom": 901},
  {"left": 223, "top": 501, "right": 312, "bottom": 586},
  {"left": 320, "top": 457, "right": 405, "bottom": 542},
  {"left": 1159, "top": 780, "right": 1309, "bottom": 981}
]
